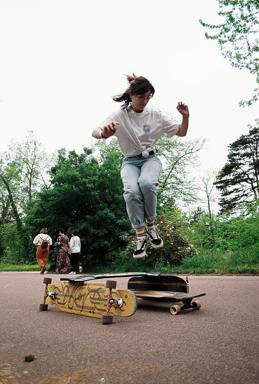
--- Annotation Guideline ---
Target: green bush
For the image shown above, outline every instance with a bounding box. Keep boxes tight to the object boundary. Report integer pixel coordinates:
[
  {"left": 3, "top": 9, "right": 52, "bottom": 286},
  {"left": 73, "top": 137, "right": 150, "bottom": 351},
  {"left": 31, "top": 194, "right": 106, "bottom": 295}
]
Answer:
[
  {"left": 0, "top": 223, "right": 26, "bottom": 264},
  {"left": 111, "top": 215, "right": 196, "bottom": 271}
]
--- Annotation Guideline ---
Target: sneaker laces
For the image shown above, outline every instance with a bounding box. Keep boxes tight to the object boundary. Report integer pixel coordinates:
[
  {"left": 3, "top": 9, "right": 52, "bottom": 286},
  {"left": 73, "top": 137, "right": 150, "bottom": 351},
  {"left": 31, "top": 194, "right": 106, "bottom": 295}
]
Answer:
[
  {"left": 135, "top": 235, "right": 146, "bottom": 250},
  {"left": 147, "top": 226, "right": 160, "bottom": 240}
]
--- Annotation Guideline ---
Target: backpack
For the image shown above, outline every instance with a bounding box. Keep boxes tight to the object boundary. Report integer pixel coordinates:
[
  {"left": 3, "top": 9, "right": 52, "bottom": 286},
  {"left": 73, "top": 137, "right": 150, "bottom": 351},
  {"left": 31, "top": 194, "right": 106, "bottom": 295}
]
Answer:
[{"left": 40, "top": 236, "right": 49, "bottom": 249}]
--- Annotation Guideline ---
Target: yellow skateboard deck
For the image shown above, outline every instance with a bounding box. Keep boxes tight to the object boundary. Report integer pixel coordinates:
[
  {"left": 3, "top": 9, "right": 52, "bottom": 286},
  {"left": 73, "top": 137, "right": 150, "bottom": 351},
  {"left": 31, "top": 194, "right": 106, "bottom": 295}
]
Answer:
[{"left": 40, "top": 278, "right": 137, "bottom": 323}]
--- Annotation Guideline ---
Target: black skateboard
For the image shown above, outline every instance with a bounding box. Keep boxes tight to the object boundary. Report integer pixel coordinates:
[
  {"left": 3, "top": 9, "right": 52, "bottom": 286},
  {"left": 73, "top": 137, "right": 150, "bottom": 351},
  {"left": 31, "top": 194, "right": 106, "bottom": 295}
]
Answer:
[
  {"left": 128, "top": 274, "right": 206, "bottom": 315},
  {"left": 128, "top": 274, "right": 189, "bottom": 293}
]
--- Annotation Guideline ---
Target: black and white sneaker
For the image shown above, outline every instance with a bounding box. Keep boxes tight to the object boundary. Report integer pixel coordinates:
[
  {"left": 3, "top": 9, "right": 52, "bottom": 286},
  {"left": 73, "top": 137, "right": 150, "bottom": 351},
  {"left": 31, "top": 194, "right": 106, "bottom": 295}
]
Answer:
[
  {"left": 147, "top": 226, "right": 164, "bottom": 249},
  {"left": 133, "top": 235, "right": 147, "bottom": 259}
]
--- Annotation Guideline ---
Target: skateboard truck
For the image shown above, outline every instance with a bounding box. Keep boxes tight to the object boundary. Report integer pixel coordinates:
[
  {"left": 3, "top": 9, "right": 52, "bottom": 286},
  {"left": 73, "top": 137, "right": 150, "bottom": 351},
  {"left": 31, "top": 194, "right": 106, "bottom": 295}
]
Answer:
[
  {"left": 47, "top": 291, "right": 56, "bottom": 299},
  {"left": 39, "top": 277, "right": 53, "bottom": 311},
  {"left": 170, "top": 300, "right": 201, "bottom": 315},
  {"left": 102, "top": 280, "right": 124, "bottom": 324},
  {"left": 108, "top": 297, "right": 124, "bottom": 308}
]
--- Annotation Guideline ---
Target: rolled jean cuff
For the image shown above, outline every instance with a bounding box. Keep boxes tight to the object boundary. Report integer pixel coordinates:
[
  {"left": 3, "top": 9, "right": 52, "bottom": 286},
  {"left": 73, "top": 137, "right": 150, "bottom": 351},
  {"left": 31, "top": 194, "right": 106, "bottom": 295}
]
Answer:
[
  {"left": 132, "top": 216, "right": 156, "bottom": 229},
  {"left": 145, "top": 216, "right": 156, "bottom": 224},
  {"left": 132, "top": 222, "right": 146, "bottom": 229}
]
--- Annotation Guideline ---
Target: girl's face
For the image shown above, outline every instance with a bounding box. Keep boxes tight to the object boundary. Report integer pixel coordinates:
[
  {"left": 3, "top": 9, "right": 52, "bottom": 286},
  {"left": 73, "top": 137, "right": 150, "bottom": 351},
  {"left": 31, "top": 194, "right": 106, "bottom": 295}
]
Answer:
[{"left": 130, "top": 91, "right": 153, "bottom": 112}]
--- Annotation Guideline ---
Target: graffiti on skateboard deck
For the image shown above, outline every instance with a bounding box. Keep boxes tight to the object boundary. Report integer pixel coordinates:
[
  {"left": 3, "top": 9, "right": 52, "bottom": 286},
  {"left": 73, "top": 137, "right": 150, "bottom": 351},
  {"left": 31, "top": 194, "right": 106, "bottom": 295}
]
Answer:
[{"left": 39, "top": 278, "right": 137, "bottom": 324}]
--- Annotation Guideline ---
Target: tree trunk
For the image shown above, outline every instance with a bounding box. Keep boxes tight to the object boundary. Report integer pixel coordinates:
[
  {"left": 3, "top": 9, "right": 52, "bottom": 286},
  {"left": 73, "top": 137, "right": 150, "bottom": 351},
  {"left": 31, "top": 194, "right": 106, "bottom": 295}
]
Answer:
[{"left": 0, "top": 174, "right": 29, "bottom": 257}]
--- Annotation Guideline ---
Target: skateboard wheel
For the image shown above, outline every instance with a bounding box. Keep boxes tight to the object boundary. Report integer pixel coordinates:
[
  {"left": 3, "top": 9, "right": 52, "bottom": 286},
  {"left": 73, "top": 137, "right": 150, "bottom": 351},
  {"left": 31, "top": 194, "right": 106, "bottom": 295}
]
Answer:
[
  {"left": 170, "top": 304, "right": 181, "bottom": 315},
  {"left": 106, "top": 280, "right": 117, "bottom": 289},
  {"left": 43, "top": 278, "right": 52, "bottom": 285},
  {"left": 102, "top": 313, "right": 113, "bottom": 325},
  {"left": 39, "top": 304, "right": 48, "bottom": 311},
  {"left": 192, "top": 301, "right": 201, "bottom": 310}
]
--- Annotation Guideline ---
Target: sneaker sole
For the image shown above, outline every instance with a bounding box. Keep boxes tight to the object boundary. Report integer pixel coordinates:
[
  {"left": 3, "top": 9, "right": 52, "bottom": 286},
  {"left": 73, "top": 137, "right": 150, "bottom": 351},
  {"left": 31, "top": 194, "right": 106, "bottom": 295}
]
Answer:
[
  {"left": 149, "top": 239, "right": 164, "bottom": 249},
  {"left": 133, "top": 249, "right": 147, "bottom": 259}
]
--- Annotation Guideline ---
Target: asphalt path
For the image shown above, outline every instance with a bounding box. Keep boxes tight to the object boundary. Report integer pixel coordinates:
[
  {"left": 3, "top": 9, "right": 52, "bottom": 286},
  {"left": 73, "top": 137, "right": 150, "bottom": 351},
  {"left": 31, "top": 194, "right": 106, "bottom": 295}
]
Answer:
[{"left": 0, "top": 272, "right": 258, "bottom": 384}]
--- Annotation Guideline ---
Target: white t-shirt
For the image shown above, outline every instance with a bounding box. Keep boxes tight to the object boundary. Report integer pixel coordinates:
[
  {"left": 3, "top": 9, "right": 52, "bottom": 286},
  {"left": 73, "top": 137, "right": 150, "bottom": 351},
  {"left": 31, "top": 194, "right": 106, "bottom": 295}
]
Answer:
[
  {"left": 92, "top": 106, "right": 179, "bottom": 157},
  {"left": 69, "top": 236, "right": 81, "bottom": 254},
  {"left": 33, "top": 234, "right": 52, "bottom": 246}
]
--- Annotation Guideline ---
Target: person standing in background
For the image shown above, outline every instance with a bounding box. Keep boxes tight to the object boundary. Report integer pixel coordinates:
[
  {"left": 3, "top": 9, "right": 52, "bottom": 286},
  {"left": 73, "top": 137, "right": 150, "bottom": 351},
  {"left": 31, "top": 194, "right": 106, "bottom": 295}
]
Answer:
[
  {"left": 55, "top": 230, "right": 72, "bottom": 274},
  {"left": 33, "top": 228, "right": 52, "bottom": 274},
  {"left": 69, "top": 230, "right": 81, "bottom": 274}
]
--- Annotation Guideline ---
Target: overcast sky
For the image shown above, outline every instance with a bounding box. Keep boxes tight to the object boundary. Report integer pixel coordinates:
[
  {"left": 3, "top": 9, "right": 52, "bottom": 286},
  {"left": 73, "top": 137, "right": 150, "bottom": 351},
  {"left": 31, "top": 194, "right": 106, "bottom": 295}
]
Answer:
[{"left": 0, "top": 0, "right": 258, "bottom": 186}]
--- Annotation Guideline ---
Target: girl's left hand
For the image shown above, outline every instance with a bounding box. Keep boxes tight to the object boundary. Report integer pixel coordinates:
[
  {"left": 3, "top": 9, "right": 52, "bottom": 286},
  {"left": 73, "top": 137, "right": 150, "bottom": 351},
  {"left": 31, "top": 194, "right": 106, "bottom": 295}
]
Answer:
[{"left": 177, "top": 102, "right": 189, "bottom": 117}]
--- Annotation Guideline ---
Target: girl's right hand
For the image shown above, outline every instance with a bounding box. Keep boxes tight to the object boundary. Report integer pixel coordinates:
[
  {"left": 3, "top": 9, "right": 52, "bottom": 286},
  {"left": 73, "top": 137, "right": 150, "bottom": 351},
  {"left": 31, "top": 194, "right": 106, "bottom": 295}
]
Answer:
[{"left": 101, "top": 121, "right": 119, "bottom": 138}]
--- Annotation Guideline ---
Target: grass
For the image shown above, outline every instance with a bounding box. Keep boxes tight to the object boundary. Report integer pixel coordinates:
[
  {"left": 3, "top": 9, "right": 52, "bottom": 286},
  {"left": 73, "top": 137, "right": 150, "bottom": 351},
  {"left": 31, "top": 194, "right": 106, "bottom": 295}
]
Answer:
[
  {"left": 0, "top": 263, "right": 40, "bottom": 272},
  {"left": 0, "top": 249, "right": 258, "bottom": 274},
  {"left": 166, "top": 249, "right": 259, "bottom": 274},
  {"left": 169, "top": 264, "right": 259, "bottom": 275}
]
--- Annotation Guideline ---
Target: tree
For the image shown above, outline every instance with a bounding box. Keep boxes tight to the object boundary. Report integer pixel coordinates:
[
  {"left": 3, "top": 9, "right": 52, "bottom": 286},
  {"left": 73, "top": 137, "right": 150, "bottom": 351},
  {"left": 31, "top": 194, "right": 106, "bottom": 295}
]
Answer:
[
  {"left": 215, "top": 124, "right": 259, "bottom": 213},
  {"left": 0, "top": 157, "right": 29, "bottom": 255},
  {"left": 187, "top": 205, "right": 259, "bottom": 259},
  {"left": 0, "top": 131, "right": 53, "bottom": 259},
  {"left": 199, "top": 0, "right": 259, "bottom": 106},
  {"left": 201, "top": 172, "right": 218, "bottom": 242},
  {"left": 26, "top": 144, "right": 130, "bottom": 268},
  {"left": 156, "top": 137, "right": 203, "bottom": 208},
  {"left": 0, "top": 178, "right": 12, "bottom": 225},
  {"left": 9, "top": 131, "right": 51, "bottom": 211},
  {"left": 0, "top": 131, "right": 52, "bottom": 218},
  {"left": 201, "top": 173, "right": 216, "bottom": 220},
  {"left": 188, "top": 210, "right": 219, "bottom": 249}
]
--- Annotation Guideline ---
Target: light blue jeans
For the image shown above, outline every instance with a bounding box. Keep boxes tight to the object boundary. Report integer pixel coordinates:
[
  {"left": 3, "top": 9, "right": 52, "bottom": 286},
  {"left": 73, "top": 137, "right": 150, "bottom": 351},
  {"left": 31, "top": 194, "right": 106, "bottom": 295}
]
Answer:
[{"left": 120, "top": 154, "right": 162, "bottom": 229}]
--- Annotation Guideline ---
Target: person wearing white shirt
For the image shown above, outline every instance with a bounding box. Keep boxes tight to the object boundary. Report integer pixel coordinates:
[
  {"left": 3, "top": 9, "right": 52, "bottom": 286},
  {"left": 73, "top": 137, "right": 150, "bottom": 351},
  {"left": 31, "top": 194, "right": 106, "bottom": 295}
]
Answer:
[
  {"left": 69, "top": 230, "right": 81, "bottom": 273},
  {"left": 33, "top": 228, "right": 52, "bottom": 273},
  {"left": 92, "top": 74, "right": 189, "bottom": 259}
]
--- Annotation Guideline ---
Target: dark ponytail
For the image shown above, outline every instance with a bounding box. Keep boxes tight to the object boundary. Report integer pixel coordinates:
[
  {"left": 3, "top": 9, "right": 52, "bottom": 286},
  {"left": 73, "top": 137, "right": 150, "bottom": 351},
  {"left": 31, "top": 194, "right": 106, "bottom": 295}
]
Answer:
[{"left": 113, "top": 74, "right": 155, "bottom": 109}]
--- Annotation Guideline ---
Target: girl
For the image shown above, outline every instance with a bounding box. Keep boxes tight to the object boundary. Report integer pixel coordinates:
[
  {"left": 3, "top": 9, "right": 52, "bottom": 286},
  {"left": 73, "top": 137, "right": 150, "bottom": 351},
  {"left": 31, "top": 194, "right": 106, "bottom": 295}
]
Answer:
[
  {"left": 33, "top": 228, "right": 52, "bottom": 273},
  {"left": 55, "top": 230, "right": 72, "bottom": 274},
  {"left": 69, "top": 230, "right": 81, "bottom": 273},
  {"left": 92, "top": 74, "right": 189, "bottom": 258}
]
